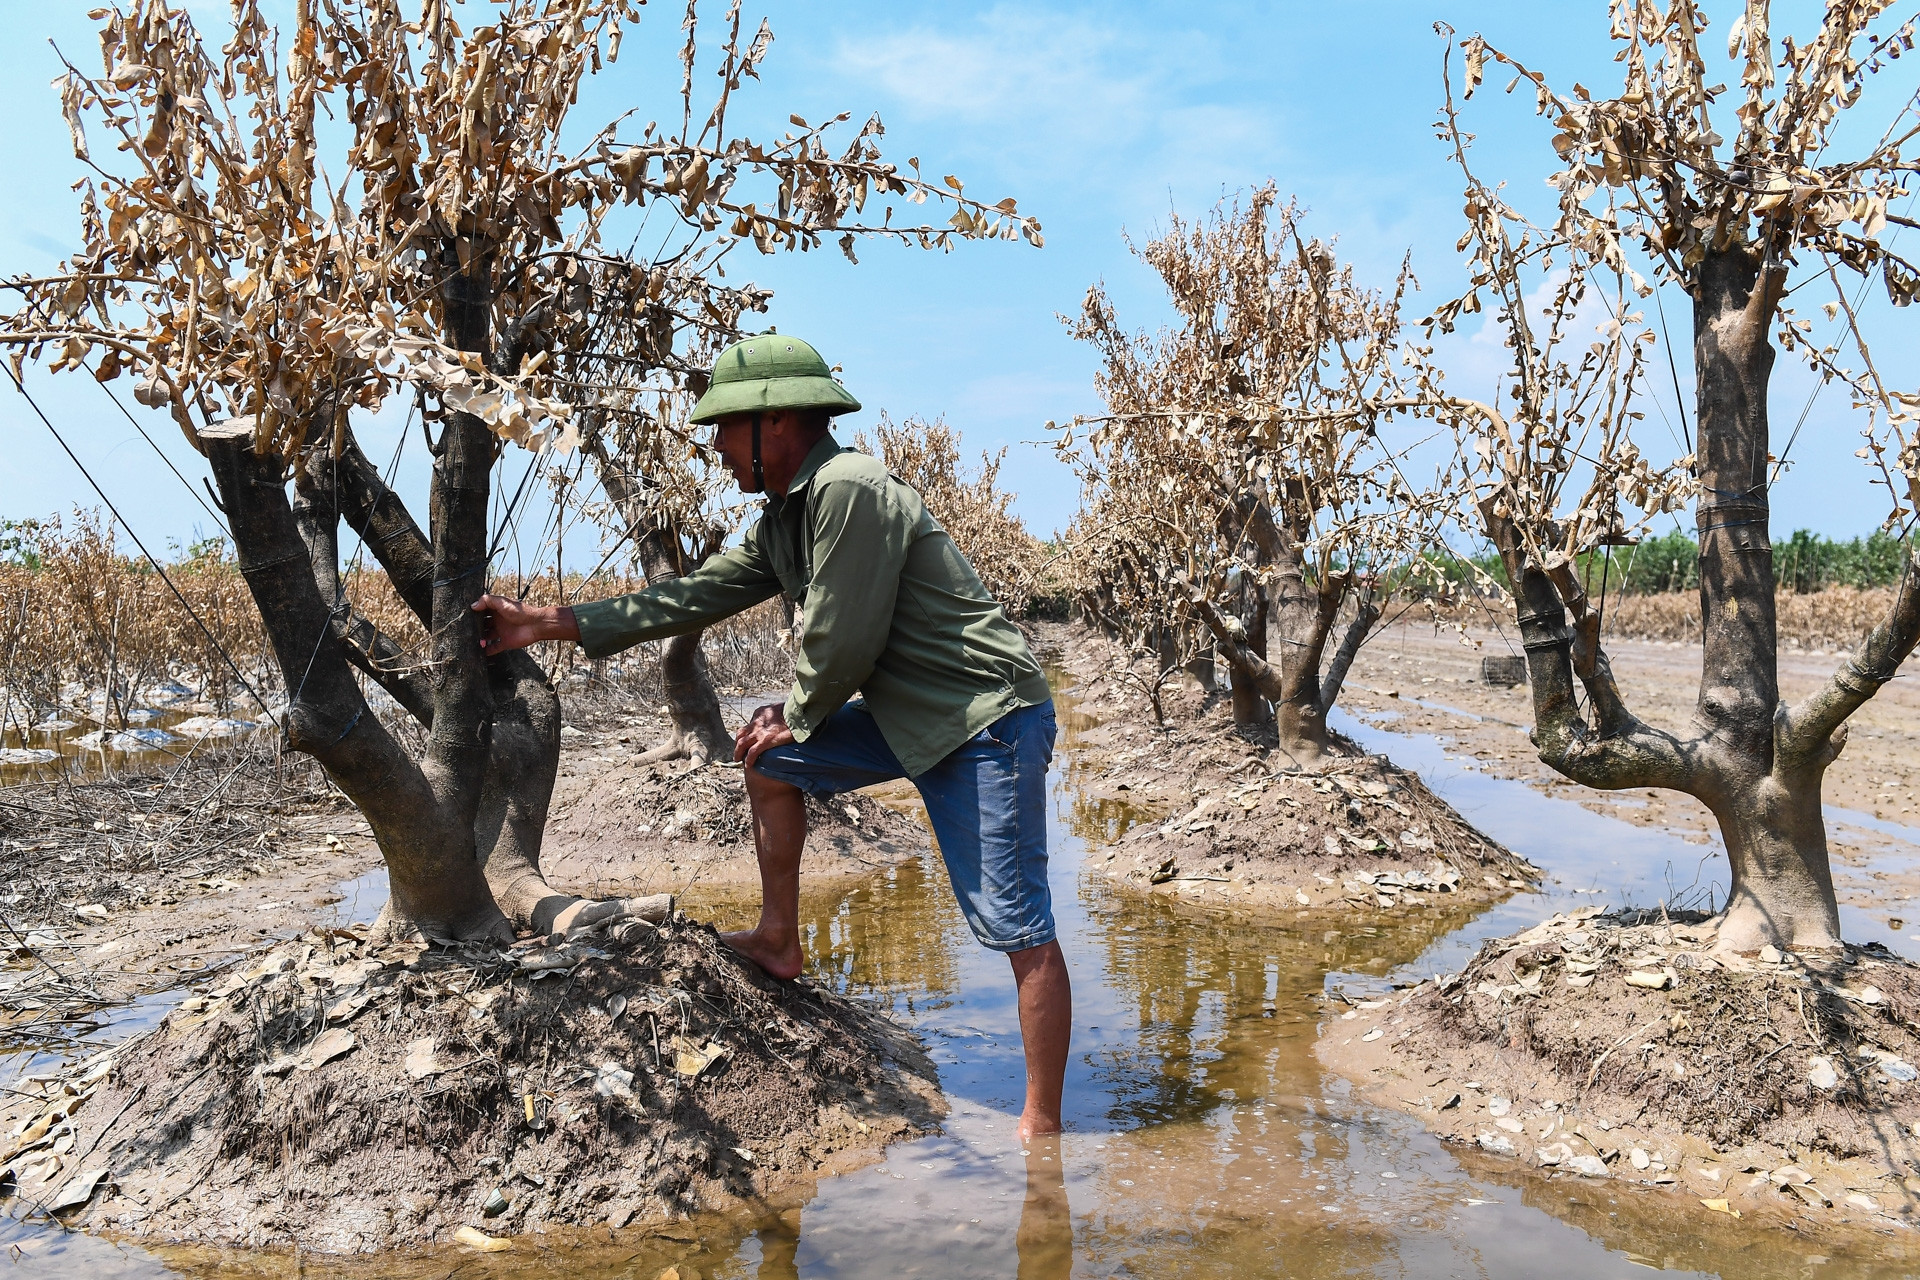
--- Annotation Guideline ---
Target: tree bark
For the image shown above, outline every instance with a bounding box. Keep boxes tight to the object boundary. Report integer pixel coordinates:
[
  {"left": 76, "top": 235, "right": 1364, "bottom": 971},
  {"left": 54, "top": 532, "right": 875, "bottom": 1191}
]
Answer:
[
  {"left": 1266, "top": 522, "right": 1338, "bottom": 760},
  {"left": 208, "top": 434, "right": 509, "bottom": 943},
  {"left": 1186, "top": 636, "right": 1221, "bottom": 700},
  {"left": 327, "top": 427, "right": 580, "bottom": 932},
  {"left": 1686, "top": 247, "right": 1841, "bottom": 948},
  {"left": 1227, "top": 581, "right": 1270, "bottom": 726},
  {"left": 1187, "top": 496, "right": 1385, "bottom": 763}
]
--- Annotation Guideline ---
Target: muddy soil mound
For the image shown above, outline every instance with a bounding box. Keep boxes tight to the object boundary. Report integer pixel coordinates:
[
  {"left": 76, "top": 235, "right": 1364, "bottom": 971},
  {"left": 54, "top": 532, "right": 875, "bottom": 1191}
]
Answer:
[
  {"left": 1036, "top": 622, "right": 1534, "bottom": 915},
  {"left": 3, "top": 913, "right": 940, "bottom": 1252},
  {"left": 545, "top": 749, "right": 924, "bottom": 896},
  {"left": 1322, "top": 907, "right": 1920, "bottom": 1232},
  {"left": 1103, "top": 748, "right": 1534, "bottom": 913}
]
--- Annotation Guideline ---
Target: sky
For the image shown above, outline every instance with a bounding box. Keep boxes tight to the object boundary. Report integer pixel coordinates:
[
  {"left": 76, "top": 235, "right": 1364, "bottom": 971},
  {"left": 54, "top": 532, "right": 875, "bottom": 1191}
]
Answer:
[{"left": 2, "top": 1, "right": 1916, "bottom": 573}]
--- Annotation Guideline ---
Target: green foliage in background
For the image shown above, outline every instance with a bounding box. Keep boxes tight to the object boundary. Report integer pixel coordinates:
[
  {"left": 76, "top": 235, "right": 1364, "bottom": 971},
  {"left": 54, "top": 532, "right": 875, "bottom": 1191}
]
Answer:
[{"left": 1434, "top": 528, "right": 1910, "bottom": 596}]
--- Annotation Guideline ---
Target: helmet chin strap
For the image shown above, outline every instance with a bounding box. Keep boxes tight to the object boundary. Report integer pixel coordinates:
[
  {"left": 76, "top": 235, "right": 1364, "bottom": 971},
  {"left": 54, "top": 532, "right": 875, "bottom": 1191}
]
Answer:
[{"left": 750, "top": 412, "right": 765, "bottom": 492}]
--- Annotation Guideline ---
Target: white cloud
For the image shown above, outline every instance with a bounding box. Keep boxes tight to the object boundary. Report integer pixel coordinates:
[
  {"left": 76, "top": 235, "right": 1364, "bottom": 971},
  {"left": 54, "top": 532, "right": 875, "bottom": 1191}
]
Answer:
[{"left": 830, "top": 7, "right": 1289, "bottom": 214}]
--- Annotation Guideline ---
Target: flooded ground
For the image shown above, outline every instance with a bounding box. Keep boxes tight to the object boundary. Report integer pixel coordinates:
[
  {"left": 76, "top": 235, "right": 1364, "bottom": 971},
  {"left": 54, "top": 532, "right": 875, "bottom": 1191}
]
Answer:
[
  {"left": 0, "top": 704, "right": 266, "bottom": 783},
  {"left": 2, "top": 679, "right": 1916, "bottom": 1275}
]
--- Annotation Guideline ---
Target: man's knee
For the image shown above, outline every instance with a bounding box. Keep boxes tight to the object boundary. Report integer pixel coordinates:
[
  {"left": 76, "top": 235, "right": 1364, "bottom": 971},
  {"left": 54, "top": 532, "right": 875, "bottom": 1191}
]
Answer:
[{"left": 744, "top": 763, "right": 803, "bottom": 803}]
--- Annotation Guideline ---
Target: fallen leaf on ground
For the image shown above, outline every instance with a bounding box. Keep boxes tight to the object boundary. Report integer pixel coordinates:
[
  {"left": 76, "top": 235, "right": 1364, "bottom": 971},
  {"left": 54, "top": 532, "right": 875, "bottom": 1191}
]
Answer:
[
  {"left": 1700, "top": 1198, "right": 1739, "bottom": 1218},
  {"left": 671, "top": 1036, "right": 725, "bottom": 1079},
  {"left": 45, "top": 1168, "right": 107, "bottom": 1213},
  {"left": 299, "top": 1028, "right": 356, "bottom": 1071},
  {"left": 404, "top": 1038, "right": 443, "bottom": 1080}
]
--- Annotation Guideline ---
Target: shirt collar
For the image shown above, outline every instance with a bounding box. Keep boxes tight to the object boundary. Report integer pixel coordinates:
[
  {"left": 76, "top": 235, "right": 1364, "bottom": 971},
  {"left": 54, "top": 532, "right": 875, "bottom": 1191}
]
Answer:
[{"left": 771, "top": 433, "right": 844, "bottom": 505}]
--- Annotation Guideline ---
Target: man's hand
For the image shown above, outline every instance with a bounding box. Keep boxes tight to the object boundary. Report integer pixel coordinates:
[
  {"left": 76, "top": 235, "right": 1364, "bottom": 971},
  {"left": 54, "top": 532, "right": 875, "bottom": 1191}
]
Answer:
[
  {"left": 734, "top": 702, "right": 795, "bottom": 769},
  {"left": 472, "top": 592, "right": 580, "bottom": 657}
]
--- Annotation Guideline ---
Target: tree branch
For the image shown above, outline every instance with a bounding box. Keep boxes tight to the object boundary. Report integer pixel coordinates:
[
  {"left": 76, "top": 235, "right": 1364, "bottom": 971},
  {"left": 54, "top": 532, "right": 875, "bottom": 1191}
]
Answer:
[
  {"left": 1189, "top": 595, "right": 1285, "bottom": 702},
  {"left": 1319, "top": 588, "right": 1380, "bottom": 713},
  {"left": 1483, "top": 499, "right": 1695, "bottom": 791},
  {"left": 1779, "top": 545, "right": 1920, "bottom": 770}
]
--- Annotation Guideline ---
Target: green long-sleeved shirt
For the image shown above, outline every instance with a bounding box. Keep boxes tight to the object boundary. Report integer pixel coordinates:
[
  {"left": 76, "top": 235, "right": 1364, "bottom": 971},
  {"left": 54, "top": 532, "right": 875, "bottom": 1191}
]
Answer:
[{"left": 572, "top": 434, "right": 1051, "bottom": 777}]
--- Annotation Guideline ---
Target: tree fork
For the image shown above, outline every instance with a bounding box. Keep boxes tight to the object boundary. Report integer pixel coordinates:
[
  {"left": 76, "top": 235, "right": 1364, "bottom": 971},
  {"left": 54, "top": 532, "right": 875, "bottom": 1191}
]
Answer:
[{"left": 206, "top": 434, "right": 509, "bottom": 942}]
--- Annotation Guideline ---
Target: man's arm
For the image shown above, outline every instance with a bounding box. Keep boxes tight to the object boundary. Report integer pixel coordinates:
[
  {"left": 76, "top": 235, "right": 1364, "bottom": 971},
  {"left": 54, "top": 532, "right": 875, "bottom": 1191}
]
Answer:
[
  {"left": 784, "top": 475, "right": 911, "bottom": 739},
  {"left": 475, "top": 522, "right": 781, "bottom": 658}
]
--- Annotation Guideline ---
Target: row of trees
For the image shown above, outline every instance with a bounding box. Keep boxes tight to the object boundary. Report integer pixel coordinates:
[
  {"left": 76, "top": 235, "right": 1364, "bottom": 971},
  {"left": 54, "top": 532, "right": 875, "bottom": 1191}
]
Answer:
[
  {"left": 1058, "top": 1, "right": 1920, "bottom": 953},
  {"left": 1445, "top": 526, "right": 1915, "bottom": 597}
]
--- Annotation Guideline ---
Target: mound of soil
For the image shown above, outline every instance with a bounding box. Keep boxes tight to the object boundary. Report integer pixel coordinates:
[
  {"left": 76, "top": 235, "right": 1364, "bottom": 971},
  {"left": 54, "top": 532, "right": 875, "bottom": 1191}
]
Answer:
[
  {"left": 1321, "top": 908, "right": 1920, "bottom": 1235},
  {"left": 1102, "top": 748, "right": 1534, "bottom": 913},
  {"left": 544, "top": 748, "right": 924, "bottom": 898},
  {"left": 1, "top": 911, "right": 940, "bottom": 1251},
  {"left": 1038, "top": 623, "right": 1535, "bottom": 916}
]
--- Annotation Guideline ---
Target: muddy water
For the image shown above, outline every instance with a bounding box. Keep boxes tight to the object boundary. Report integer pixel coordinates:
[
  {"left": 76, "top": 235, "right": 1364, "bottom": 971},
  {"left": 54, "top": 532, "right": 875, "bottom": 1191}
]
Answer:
[
  {"left": 3, "top": 684, "right": 1916, "bottom": 1276},
  {"left": 0, "top": 705, "right": 266, "bottom": 784}
]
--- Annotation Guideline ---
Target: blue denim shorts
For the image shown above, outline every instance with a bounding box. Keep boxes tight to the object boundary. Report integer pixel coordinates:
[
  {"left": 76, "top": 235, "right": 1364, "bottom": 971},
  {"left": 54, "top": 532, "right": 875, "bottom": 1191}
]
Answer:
[{"left": 751, "top": 700, "right": 1058, "bottom": 953}]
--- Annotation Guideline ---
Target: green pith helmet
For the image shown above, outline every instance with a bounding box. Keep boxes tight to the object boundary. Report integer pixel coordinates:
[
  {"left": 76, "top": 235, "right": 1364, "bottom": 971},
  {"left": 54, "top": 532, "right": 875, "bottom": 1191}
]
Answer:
[{"left": 688, "top": 334, "right": 861, "bottom": 425}]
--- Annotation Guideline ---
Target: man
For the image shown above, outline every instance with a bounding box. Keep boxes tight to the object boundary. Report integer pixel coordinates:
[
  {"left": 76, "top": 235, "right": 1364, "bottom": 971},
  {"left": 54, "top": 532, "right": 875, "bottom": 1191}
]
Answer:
[{"left": 473, "top": 334, "right": 1070, "bottom": 1138}]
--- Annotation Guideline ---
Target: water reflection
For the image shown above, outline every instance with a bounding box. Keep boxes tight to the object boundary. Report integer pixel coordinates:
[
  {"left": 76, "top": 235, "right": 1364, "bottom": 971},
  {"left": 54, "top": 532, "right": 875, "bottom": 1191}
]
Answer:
[{"left": 1016, "top": 1137, "right": 1073, "bottom": 1280}]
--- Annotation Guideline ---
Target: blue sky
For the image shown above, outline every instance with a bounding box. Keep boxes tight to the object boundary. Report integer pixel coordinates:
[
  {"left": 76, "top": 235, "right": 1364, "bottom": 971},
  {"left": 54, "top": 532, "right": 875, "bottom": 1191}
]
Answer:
[{"left": 3, "top": 1, "right": 1914, "bottom": 567}]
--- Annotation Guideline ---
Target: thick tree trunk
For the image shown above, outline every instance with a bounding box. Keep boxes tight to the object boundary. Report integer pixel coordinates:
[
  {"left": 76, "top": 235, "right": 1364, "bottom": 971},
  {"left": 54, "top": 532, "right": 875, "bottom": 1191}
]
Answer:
[
  {"left": 1152, "top": 623, "right": 1182, "bottom": 678},
  {"left": 1688, "top": 249, "right": 1845, "bottom": 948},
  {"left": 1693, "top": 248, "right": 1782, "bottom": 768},
  {"left": 328, "top": 431, "right": 581, "bottom": 932},
  {"left": 1188, "top": 497, "right": 1383, "bottom": 764},
  {"left": 208, "top": 434, "right": 510, "bottom": 943},
  {"left": 1268, "top": 528, "right": 1337, "bottom": 761},
  {"left": 1708, "top": 772, "right": 1842, "bottom": 952},
  {"left": 1186, "top": 637, "right": 1221, "bottom": 699}
]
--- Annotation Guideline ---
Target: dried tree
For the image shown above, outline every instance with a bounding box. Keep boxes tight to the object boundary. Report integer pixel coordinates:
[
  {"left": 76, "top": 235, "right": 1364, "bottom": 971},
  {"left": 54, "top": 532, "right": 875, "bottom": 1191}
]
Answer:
[
  {"left": 857, "top": 413, "right": 1046, "bottom": 620},
  {"left": 1421, "top": 4, "right": 1920, "bottom": 951},
  {"left": 1062, "top": 189, "right": 1448, "bottom": 761},
  {"left": 2, "top": 0, "right": 1037, "bottom": 942}
]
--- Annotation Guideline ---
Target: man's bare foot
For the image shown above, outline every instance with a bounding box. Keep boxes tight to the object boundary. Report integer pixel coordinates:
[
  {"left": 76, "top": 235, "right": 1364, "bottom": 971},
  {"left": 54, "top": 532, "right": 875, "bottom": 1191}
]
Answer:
[
  {"left": 1017, "top": 1109, "right": 1064, "bottom": 1141},
  {"left": 720, "top": 927, "right": 805, "bottom": 981}
]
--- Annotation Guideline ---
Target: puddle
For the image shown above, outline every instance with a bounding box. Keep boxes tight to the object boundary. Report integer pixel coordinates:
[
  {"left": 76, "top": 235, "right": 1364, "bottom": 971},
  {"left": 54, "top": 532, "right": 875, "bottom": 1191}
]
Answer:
[
  {"left": 0, "top": 703, "right": 270, "bottom": 784},
  {"left": 1335, "top": 706, "right": 1920, "bottom": 969},
  {"left": 2, "top": 680, "right": 1916, "bottom": 1275},
  {"left": 322, "top": 865, "right": 391, "bottom": 927}
]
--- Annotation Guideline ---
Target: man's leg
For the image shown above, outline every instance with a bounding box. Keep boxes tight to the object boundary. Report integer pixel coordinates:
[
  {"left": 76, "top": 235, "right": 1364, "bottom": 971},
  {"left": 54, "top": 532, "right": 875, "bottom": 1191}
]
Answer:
[
  {"left": 720, "top": 765, "right": 809, "bottom": 980},
  {"left": 724, "top": 702, "right": 909, "bottom": 980},
  {"left": 914, "top": 702, "right": 1069, "bottom": 1139},
  {"left": 1010, "top": 939, "right": 1071, "bottom": 1139}
]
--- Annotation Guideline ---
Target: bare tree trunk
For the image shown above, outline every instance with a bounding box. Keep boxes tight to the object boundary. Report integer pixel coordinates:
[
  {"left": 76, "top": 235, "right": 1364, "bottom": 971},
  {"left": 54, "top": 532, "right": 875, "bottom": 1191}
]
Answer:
[
  {"left": 208, "top": 254, "right": 627, "bottom": 942},
  {"left": 582, "top": 432, "right": 730, "bottom": 765},
  {"left": 1185, "top": 635, "right": 1221, "bottom": 699},
  {"left": 1227, "top": 580, "right": 1270, "bottom": 726},
  {"left": 1153, "top": 623, "right": 1182, "bottom": 678},
  {"left": 327, "top": 432, "right": 580, "bottom": 932},
  {"left": 1187, "top": 498, "right": 1384, "bottom": 764},
  {"left": 1691, "top": 248, "right": 1831, "bottom": 949},
  {"left": 209, "top": 432, "right": 509, "bottom": 943},
  {"left": 1319, "top": 589, "right": 1380, "bottom": 716},
  {"left": 1268, "top": 528, "right": 1337, "bottom": 760}
]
